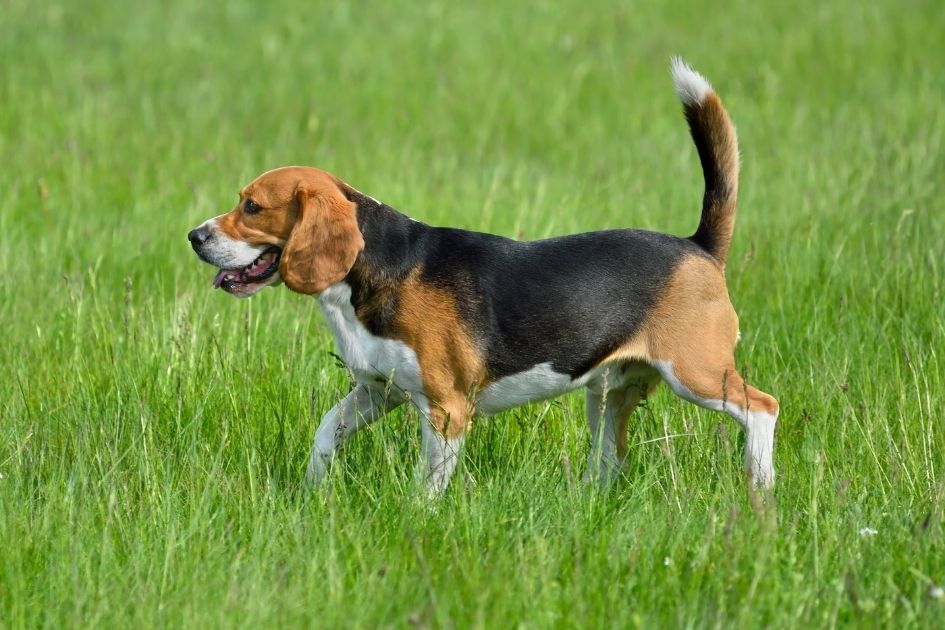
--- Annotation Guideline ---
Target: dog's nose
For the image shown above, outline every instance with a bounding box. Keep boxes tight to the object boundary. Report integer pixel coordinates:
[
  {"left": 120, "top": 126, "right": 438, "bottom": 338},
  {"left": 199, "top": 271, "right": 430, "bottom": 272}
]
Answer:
[{"left": 188, "top": 226, "right": 210, "bottom": 250}]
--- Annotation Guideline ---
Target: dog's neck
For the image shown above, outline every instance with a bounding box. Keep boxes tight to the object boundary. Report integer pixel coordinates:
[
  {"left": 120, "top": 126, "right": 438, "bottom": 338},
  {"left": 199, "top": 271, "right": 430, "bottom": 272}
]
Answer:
[{"left": 336, "top": 190, "right": 428, "bottom": 335}]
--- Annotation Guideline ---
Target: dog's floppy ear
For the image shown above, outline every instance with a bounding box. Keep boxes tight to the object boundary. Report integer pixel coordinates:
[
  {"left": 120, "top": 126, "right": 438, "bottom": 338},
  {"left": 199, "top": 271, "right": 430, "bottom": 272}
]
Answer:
[{"left": 279, "top": 181, "right": 364, "bottom": 294}]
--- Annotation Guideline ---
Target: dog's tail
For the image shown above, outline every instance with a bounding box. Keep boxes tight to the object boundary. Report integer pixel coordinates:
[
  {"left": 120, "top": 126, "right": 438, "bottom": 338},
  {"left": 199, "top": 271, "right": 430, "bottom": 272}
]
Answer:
[{"left": 671, "top": 57, "right": 739, "bottom": 266}]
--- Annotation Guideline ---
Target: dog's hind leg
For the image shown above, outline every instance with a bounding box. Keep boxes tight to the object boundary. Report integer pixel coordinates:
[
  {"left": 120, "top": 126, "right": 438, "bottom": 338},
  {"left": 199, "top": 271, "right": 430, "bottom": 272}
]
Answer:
[
  {"left": 584, "top": 366, "right": 661, "bottom": 487},
  {"left": 643, "top": 257, "right": 779, "bottom": 487},
  {"left": 654, "top": 359, "right": 778, "bottom": 487},
  {"left": 306, "top": 384, "right": 403, "bottom": 487}
]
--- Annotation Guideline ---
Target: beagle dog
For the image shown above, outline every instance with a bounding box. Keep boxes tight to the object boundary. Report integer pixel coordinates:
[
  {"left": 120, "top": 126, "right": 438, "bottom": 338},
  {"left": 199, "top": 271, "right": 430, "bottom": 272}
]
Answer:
[{"left": 188, "top": 59, "right": 778, "bottom": 495}]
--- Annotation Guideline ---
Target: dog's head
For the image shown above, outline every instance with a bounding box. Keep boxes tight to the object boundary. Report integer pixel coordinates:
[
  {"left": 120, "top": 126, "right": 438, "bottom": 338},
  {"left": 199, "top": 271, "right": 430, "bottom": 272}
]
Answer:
[{"left": 188, "top": 166, "right": 364, "bottom": 298}]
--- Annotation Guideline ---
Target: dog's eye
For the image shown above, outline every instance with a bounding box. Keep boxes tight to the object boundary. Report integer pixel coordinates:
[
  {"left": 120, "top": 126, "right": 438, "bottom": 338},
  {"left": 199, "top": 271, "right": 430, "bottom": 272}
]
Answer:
[{"left": 244, "top": 199, "right": 261, "bottom": 215}]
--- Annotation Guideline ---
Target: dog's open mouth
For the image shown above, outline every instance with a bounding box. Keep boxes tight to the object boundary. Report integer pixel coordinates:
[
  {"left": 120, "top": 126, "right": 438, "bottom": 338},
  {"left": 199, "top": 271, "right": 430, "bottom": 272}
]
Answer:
[{"left": 212, "top": 247, "right": 282, "bottom": 295}]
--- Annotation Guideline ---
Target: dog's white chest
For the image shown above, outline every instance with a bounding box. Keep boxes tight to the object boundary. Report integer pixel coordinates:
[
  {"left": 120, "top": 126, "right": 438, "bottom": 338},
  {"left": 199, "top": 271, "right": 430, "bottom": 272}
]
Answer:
[{"left": 317, "top": 283, "right": 423, "bottom": 392}]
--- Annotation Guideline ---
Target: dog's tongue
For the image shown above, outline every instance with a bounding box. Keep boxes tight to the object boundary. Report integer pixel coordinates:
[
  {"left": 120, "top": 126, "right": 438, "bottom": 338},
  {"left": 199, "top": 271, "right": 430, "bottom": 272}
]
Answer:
[{"left": 213, "top": 269, "right": 229, "bottom": 288}]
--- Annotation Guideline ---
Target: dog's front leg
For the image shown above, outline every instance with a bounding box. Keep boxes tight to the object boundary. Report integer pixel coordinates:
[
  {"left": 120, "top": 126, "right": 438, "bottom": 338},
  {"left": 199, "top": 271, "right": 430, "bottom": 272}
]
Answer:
[
  {"left": 412, "top": 394, "right": 467, "bottom": 499},
  {"left": 306, "top": 383, "right": 403, "bottom": 487}
]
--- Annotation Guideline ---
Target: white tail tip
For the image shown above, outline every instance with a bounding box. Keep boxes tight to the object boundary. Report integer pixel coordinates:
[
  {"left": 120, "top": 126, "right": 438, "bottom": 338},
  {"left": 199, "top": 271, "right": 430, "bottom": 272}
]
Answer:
[{"left": 670, "top": 56, "right": 713, "bottom": 106}]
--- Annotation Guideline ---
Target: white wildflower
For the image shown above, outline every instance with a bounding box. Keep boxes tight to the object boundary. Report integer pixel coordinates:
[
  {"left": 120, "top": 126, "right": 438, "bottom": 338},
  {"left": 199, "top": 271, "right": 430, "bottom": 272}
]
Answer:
[
  {"left": 859, "top": 527, "right": 878, "bottom": 538},
  {"left": 929, "top": 585, "right": 944, "bottom": 600},
  {"left": 663, "top": 557, "right": 672, "bottom": 566}
]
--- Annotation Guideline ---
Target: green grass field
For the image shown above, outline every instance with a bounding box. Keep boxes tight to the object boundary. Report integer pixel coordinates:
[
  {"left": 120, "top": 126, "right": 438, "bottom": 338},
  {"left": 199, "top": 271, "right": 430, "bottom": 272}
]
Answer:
[{"left": 2, "top": 0, "right": 944, "bottom": 626}]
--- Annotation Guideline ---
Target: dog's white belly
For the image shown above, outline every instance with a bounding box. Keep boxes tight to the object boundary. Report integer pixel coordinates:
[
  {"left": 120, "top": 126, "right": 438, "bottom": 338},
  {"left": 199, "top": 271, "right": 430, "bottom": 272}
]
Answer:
[
  {"left": 477, "top": 362, "right": 605, "bottom": 415},
  {"left": 318, "top": 283, "right": 423, "bottom": 393}
]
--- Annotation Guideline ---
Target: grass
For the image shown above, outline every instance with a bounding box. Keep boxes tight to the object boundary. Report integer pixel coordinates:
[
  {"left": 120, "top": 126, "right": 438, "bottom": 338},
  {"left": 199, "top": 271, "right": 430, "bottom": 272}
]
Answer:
[{"left": 1, "top": 0, "right": 944, "bottom": 626}]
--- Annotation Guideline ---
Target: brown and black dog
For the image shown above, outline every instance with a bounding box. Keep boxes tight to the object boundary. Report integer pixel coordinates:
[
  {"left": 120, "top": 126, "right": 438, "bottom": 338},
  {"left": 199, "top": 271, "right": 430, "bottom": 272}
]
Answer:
[{"left": 188, "top": 59, "right": 778, "bottom": 495}]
